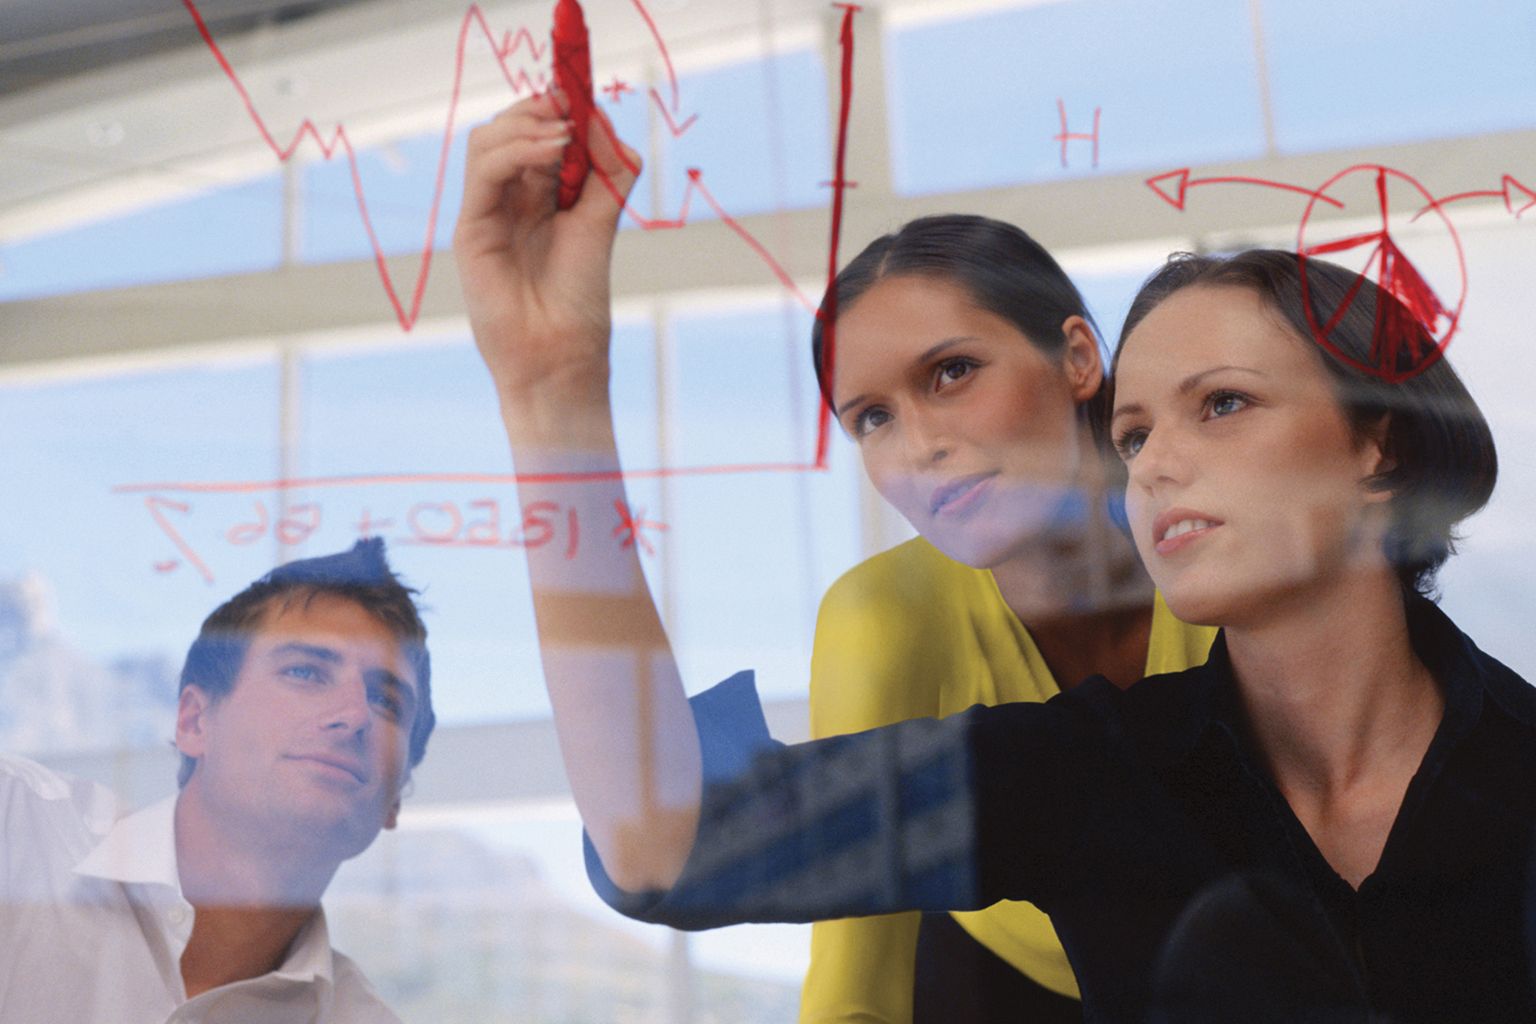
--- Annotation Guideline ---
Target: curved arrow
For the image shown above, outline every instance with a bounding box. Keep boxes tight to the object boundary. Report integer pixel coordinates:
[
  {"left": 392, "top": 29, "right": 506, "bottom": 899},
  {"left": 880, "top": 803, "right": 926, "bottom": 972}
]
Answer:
[{"left": 1146, "top": 168, "right": 1345, "bottom": 211}]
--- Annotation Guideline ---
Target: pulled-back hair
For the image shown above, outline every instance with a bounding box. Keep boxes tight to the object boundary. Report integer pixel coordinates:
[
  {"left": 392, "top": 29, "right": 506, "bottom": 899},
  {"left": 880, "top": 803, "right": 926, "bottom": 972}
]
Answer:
[
  {"left": 1115, "top": 250, "right": 1497, "bottom": 598},
  {"left": 811, "top": 214, "right": 1109, "bottom": 435},
  {"left": 177, "top": 538, "right": 435, "bottom": 785}
]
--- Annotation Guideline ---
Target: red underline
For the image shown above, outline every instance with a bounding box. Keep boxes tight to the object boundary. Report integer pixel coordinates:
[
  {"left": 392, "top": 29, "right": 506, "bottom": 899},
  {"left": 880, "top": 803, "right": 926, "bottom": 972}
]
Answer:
[{"left": 113, "top": 462, "right": 827, "bottom": 495}]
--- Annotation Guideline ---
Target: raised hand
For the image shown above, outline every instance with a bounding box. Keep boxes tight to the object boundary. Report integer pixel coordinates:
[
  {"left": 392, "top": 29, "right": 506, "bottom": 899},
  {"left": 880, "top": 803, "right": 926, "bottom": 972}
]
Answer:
[{"left": 453, "top": 92, "right": 642, "bottom": 420}]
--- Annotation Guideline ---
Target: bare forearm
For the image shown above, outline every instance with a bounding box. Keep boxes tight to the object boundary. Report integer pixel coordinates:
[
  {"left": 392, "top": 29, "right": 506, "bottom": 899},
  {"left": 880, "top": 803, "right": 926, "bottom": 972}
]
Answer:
[{"left": 501, "top": 387, "right": 702, "bottom": 891}]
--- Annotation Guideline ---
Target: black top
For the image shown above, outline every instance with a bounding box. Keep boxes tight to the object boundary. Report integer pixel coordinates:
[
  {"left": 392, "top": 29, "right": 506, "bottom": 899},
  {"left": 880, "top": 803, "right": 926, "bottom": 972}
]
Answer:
[{"left": 589, "top": 599, "right": 1536, "bottom": 1022}]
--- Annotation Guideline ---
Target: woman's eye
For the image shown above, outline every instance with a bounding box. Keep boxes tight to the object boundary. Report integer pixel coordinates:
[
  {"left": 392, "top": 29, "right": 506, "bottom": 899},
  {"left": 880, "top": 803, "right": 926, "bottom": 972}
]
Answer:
[
  {"left": 936, "top": 358, "right": 976, "bottom": 387},
  {"left": 1113, "top": 428, "right": 1147, "bottom": 461},
  {"left": 853, "top": 407, "right": 891, "bottom": 437},
  {"left": 1206, "top": 390, "right": 1249, "bottom": 418}
]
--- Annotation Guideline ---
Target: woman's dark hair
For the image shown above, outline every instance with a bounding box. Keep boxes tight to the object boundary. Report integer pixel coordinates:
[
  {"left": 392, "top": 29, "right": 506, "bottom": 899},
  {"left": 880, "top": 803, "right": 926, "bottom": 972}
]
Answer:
[
  {"left": 1114, "top": 249, "right": 1497, "bottom": 599},
  {"left": 811, "top": 214, "right": 1109, "bottom": 436}
]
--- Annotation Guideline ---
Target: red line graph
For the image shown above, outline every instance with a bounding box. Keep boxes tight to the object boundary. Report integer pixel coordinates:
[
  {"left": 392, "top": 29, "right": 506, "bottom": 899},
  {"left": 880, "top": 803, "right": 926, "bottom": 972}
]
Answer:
[
  {"left": 183, "top": 0, "right": 543, "bottom": 332},
  {"left": 181, "top": 0, "right": 861, "bottom": 477}
]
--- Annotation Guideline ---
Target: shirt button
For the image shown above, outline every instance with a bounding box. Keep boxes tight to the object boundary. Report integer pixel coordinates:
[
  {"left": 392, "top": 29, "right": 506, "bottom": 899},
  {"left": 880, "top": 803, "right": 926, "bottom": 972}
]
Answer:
[{"left": 168, "top": 905, "right": 189, "bottom": 926}]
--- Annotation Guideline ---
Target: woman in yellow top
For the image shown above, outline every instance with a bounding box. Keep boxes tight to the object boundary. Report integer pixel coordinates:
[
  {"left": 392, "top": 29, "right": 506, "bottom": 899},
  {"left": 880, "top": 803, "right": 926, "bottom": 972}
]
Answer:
[{"left": 800, "top": 215, "right": 1216, "bottom": 1023}]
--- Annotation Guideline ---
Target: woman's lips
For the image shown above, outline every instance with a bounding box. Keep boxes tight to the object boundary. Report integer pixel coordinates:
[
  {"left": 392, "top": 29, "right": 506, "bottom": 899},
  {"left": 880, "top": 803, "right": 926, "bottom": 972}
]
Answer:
[
  {"left": 1152, "top": 509, "right": 1224, "bottom": 556},
  {"left": 931, "top": 472, "right": 997, "bottom": 518}
]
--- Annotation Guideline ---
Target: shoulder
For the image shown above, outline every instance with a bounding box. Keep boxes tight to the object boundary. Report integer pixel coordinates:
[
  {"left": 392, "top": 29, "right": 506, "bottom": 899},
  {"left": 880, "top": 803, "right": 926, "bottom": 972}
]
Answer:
[
  {"left": 0, "top": 755, "right": 119, "bottom": 877},
  {"left": 327, "top": 948, "right": 406, "bottom": 1023},
  {"left": 1415, "top": 598, "right": 1536, "bottom": 729},
  {"left": 1463, "top": 631, "right": 1536, "bottom": 729},
  {"left": 818, "top": 537, "right": 988, "bottom": 628},
  {"left": 811, "top": 540, "right": 995, "bottom": 731},
  {"left": 0, "top": 754, "right": 117, "bottom": 824}
]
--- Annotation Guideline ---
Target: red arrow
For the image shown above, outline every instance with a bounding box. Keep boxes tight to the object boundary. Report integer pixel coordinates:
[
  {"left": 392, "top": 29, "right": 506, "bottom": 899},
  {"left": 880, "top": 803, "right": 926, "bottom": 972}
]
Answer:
[
  {"left": 631, "top": 1, "right": 699, "bottom": 135},
  {"left": 1412, "top": 174, "right": 1536, "bottom": 221},
  {"left": 1503, "top": 174, "right": 1536, "bottom": 217},
  {"left": 1145, "top": 167, "right": 1344, "bottom": 211},
  {"left": 651, "top": 88, "right": 699, "bottom": 136}
]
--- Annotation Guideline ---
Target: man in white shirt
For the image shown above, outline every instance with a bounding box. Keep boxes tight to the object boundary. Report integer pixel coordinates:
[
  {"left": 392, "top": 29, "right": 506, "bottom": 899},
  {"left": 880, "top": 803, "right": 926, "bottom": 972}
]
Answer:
[{"left": 0, "top": 539, "right": 436, "bottom": 1023}]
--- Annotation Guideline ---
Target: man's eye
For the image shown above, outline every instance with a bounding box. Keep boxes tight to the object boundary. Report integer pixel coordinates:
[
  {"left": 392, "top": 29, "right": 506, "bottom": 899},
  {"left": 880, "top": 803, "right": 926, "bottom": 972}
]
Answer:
[
  {"left": 369, "top": 687, "right": 406, "bottom": 721},
  {"left": 283, "top": 664, "right": 323, "bottom": 682}
]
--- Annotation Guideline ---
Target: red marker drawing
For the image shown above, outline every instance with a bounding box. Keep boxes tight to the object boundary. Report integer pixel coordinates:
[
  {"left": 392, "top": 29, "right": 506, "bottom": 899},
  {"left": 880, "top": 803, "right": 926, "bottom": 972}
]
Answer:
[
  {"left": 179, "top": 0, "right": 862, "bottom": 472},
  {"left": 552, "top": 0, "right": 594, "bottom": 209},
  {"left": 1145, "top": 167, "right": 1344, "bottom": 211},
  {"left": 1144, "top": 161, "right": 1466, "bottom": 383},
  {"left": 1297, "top": 165, "right": 1465, "bottom": 384},
  {"left": 1411, "top": 174, "right": 1536, "bottom": 222}
]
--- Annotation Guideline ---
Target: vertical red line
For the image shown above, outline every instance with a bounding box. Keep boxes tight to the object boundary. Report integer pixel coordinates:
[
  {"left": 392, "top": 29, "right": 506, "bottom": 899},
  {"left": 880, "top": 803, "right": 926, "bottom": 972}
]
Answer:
[{"left": 815, "top": 4, "right": 859, "bottom": 469}]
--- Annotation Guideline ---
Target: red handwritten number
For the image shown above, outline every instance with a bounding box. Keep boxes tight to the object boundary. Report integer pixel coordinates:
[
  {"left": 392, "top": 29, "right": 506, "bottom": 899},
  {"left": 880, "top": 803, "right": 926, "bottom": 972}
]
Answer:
[
  {"left": 464, "top": 499, "right": 502, "bottom": 545},
  {"left": 408, "top": 502, "right": 464, "bottom": 544},
  {"left": 275, "top": 503, "right": 322, "bottom": 546},
  {"left": 227, "top": 501, "right": 270, "bottom": 545},
  {"left": 146, "top": 496, "right": 215, "bottom": 584},
  {"left": 516, "top": 502, "right": 559, "bottom": 549}
]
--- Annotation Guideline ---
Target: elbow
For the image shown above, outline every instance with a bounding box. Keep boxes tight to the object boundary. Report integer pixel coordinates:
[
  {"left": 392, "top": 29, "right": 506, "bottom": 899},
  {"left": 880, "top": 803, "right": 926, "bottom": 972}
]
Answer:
[{"left": 591, "top": 803, "right": 701, "bottom": 894}]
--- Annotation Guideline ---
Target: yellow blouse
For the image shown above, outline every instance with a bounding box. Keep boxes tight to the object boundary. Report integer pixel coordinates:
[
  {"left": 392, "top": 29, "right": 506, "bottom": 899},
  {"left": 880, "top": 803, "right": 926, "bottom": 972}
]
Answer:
[{"left": 799, "top": 537, "right": 1217, "bottom": 1023}]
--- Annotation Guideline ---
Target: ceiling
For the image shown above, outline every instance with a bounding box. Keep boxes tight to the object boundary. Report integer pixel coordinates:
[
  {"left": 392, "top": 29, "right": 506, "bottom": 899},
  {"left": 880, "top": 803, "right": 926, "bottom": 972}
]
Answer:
[{"left": 0, "top": 0, "right": 385, "bottom": 96}]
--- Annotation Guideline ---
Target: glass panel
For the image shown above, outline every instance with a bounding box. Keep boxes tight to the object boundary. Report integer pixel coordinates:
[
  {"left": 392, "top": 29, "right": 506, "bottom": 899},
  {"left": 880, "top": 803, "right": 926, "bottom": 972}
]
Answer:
[
  {"left": 657, "top": 49, "right": 832, "bottom": 222},
  {"left": 295, "top": 321, "right": 659, "bottom": 726},
  {"left": 329, "top": 809, "right": 805, "bottom": 1022},
  {"left": 0, "top": 356, "right": 281, "bottom": 754},
  {"left": 1264, "top": 0, "right": 1536, "bottom": 151},
  {"left": 664, "top": 300, "right": 861, "bottom": 700},
  {"left": 0, "top": 176, "right": 283, "bottom": 301},
  {"left": 887, "top": 0, "right": 1265, "bottom": 195}
]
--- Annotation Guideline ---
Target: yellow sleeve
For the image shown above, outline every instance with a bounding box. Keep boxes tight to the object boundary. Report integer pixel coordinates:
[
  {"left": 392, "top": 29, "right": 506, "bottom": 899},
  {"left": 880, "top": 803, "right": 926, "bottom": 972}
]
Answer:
[{"left": 800, "top": 554, "right": 940, "bottom": 1024}]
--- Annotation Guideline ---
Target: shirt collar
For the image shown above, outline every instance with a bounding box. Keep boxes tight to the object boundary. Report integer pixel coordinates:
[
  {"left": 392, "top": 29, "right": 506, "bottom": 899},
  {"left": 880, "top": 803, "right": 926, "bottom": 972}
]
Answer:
[
  {"left": 1187, "top": 596, "right": 1493, "bottom": 761},
  {"left": 1130, "top": 596, "right": 1502, "bottom": 771},
  {"left": 74, "top": 794, "right": 180, "bottom": 888},
  {"left": 72, "top": 793, "right": 341, "bottom": 987}
]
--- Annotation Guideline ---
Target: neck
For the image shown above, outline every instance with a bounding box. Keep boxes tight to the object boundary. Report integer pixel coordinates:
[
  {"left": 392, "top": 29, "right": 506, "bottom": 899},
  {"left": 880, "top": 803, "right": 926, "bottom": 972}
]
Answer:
[
  {"left": 989, "top": 453, "right": 1152, "bottom": 623},
  {"left": 1224, "top": 569, "right": 1442, "bottom": 799},
  {"left": 988, "top": 451, "right": 1156, "bottom": 690},
  {"left": 174, "top": 789, "right": 336, "bottom": 997}
]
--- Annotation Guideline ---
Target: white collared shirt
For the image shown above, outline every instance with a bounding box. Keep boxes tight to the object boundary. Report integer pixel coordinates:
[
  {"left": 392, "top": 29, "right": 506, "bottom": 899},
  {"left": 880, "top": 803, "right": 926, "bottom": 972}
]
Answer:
[{"left": 0, "top": 754, "right": 403, "bottom": 1024}]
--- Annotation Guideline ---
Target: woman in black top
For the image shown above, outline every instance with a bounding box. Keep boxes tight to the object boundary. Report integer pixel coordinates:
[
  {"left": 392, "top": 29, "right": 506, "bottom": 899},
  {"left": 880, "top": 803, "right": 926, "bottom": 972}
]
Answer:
[{"left": 452, "top": 96, "right": 1530, "bottom": 1022}]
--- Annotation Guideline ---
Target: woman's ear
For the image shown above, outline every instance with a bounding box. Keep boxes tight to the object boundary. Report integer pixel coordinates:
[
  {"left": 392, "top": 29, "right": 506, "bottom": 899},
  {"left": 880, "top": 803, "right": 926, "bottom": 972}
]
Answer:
[
  {"left": 1359, "top": 413, "right": 1397, "bottom": 501},
  {"left": 1061, "top": 315, "right": 1105, "bottom": 403}
]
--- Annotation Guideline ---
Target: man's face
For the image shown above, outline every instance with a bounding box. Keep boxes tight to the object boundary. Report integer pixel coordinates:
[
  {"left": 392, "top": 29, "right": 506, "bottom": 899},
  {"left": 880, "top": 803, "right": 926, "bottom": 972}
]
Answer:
[{"left": 176, "top": 592, "right": 420, "bottom": 864}]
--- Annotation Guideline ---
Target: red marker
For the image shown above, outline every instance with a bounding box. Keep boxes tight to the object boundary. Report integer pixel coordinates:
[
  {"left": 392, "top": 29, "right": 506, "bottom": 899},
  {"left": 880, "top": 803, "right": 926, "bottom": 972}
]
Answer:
[{"left": 552, "top": 0, "right": 594, "bottom": 209}]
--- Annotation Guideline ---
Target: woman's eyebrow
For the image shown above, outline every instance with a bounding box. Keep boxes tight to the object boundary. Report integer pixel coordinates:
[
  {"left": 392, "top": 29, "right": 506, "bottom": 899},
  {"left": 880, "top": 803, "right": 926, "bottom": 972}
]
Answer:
[
  {"left": 1174, "top": 365, "right": 1267, "bottom": 395},
  {"left": 834, "top": 392, "right": 869, "bottom": 418},
  {"left": 834, "top": 336, "right": 984, "bottom": 417},
  {"left": 914, "top": 336, "right": 981, "bottom": 365},
  {"left": 1112, "top": 365, "right": 1269, "bottom": 423}
]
